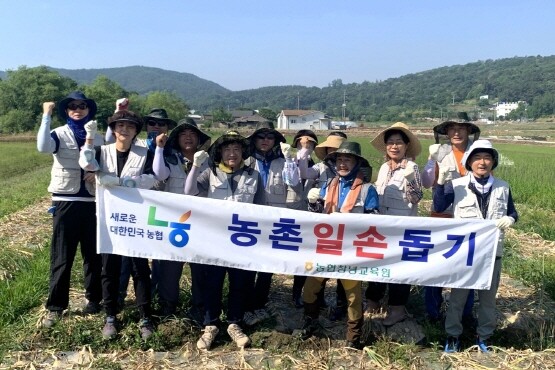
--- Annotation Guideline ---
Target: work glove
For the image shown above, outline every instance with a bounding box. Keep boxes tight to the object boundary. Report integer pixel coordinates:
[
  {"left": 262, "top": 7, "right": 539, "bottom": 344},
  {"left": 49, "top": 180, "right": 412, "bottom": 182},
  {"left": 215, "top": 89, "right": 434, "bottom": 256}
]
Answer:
[
  {"left": 428, "top": 144, "right": 441, "bottom": 161},
  {"left": 78, "top": 148, "right": 98, "bottom": 171},
  {"left": 280, "top": 143, "right": 292, "bottom": 159},
  {"left": 403, "top": 164, "right": 415, "bottom": 182},
  {"left": 437, "top": 166, "right": 454, "bottom": 185},
  {"left": 193, "top": 150, "right": 209, "bottom": 168},
  {"left": 84, "top": 120, "right": 97, "bottom": 139},
  {"left": 307, "top": 188, "right": 321, "bottom": 204},
  {"left": 495, "top": 216, "right": 515, "bottom": 230},
  {"left": 121, "top": 174, "right": 157, "bottom": 189},
  {"left": 115, "top": 98, "right": 129, "bottom": 113},
  {"left": 97, "top": 174, "right": 120, "bottom": 187}
]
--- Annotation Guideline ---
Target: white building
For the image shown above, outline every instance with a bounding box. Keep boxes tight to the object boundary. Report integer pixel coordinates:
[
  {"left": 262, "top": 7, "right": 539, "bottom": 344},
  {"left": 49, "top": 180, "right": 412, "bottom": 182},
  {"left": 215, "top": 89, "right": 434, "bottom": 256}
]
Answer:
[
  {"left": 495, "top": 101, "right": 525, "bottom": 117},
  {"left": 277, "top": 110, "right": 330, "bottom": 130}
]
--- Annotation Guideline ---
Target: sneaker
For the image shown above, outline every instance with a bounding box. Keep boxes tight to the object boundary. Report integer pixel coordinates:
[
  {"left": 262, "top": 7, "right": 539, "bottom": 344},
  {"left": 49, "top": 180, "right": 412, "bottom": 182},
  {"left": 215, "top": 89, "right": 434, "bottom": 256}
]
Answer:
[
  {"left": 82, "top": 301, "right": 102, "bottom": 315},
  {"left": 444, "top": 336, "right": 460, "bottom": 353},
  {"left": 295, "top": 316, "right": 318, "bottom": 340},
  {"left": 139, "top": 318, "right": 155, "bottom": 340},
  {"left": 227, "top": 323, "right": 251, "bottom": 348},
  {"left": 243, "top": 311, "right": 261, "bottom": 326},
  {"left": 102, "top": 316, "right": 117, "bottom": 340},
  {"left": 476, "top": 337, "right": 489, "bottom": 353},
  {"left": 197, "top": 325, "right": 219, "bottom": 350},
  {"left": 41, "top": 310, "right": 62, "bottom": 328},
  {"left": 346, "top": 340, "right": 363, "bottom": 350}
]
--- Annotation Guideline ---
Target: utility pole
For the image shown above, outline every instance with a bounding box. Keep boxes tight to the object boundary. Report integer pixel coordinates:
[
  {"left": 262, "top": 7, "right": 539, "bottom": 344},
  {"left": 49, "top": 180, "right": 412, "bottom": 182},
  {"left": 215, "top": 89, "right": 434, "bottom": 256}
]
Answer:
[
  {"left": 297, "top": 92, "right": 300, "bottom": 110},
  {"left": 342, "top": 90, "right": 346, "bottom": 125}
]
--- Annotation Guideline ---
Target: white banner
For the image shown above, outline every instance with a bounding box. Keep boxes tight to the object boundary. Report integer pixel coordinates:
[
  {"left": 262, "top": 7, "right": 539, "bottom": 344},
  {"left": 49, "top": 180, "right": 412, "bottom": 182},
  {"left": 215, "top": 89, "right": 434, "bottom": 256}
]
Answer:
[{"left": 97, "top": 187, "right": 500, "bottom": 290}]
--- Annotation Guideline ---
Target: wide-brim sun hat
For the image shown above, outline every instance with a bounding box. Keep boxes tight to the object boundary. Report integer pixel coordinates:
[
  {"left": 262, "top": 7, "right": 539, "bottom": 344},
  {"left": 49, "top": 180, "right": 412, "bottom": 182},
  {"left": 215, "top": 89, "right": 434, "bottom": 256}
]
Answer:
[
  {"left": 371, "top": 122, "right": 422, "bottom": 160},
  {"left": 461, "top": 139, "right": 499, "bottom": 171},
  {"left": 314, "top": 135, "right": 346, "bottom": 160},
  {"left": 433, "top": 112, "right": 480, "bottom": 143},
  {"left": 292, "top": 129, "right": 318, "bottom": 148},
  {"left": 107, "top": 110, "right": 144, "bottom": 135},
  {"left": 58, "top": 91, "right": 97, "bottom": 120},
  {"left": 143, "top": 108, "right": 177, "bottom": 129},
  {"left": 208, "top": 130, "right": 250, "bottom": 164},
  {"left": 247, "top": 121, "right": 286, "bottom": 144},
  {"left": 168, "top": 118, "right": 211, "bottom": 151},
  {"left": 324, "top": 141, "right": 371, "bottom": 171}
]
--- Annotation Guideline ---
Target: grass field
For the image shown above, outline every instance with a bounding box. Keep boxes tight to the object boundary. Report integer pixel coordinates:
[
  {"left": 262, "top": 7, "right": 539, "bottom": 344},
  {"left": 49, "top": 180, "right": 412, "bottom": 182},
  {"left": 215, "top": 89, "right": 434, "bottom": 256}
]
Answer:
[{"left": 0, "top": 134, "right": 554, "bottom": 368}]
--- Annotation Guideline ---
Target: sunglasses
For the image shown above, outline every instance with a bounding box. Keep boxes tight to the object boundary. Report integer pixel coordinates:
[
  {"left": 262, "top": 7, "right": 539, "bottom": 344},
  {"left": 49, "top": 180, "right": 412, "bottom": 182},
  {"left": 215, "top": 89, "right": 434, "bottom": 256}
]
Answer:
[
  {"left": 256, "top": 133, "right": 275, "bottom": 140},
  {"left": 67, "top": 103, "right": 88, "bottom": 110},
  {"left": 147, "top": 120, "right": 168, "bottom": 127}
]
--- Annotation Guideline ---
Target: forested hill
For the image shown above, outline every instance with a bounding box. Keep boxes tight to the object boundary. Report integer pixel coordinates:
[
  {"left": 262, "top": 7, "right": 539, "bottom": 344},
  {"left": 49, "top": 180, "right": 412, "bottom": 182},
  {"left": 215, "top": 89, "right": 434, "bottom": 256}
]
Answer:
[
  {"left": 2, "top": 55, "right": 555, "bottom": 120},
  {"left": 52, "top": 66, "right": 230, "bottom": 103}
]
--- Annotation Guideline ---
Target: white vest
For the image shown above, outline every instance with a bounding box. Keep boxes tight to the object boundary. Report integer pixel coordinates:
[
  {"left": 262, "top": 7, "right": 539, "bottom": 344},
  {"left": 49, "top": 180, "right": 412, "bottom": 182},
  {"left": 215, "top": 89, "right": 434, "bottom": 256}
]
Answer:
[
  {"left": 208, "top": 167, "right": 260, "bottom": 203},
  {"left": 375, "top": 161, "right": 418, "bottom": 216},
  {"left": 48, "top": 125, "right": 103, "bottom": 195},
  {"left": 99, "top": 143, "right": 148, "bottom": 178},
  {"left": 434, "top": 142, "right": 473, "bottom": 215},
  {"left": 452, "top": 176, "right": 510, "bottom": 257},
  {"left": 165, "top": 154, "right": 209, "bottom": 195}
]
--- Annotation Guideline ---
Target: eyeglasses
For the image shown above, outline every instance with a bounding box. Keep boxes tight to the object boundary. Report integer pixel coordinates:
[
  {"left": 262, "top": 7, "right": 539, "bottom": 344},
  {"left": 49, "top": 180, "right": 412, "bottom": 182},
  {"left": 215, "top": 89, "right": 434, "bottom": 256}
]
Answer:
[
  {"left": 67, "top": 103, "right": 88, "bottom": 110},
  {"left": 386, "top": 141, "right": 405, "bottom": 147},
  {"left": 256, "top": 133, "right": 275, "bottom": 140},
  {"left": 147, "top": 120, "right": 168, "bottom": 127}
]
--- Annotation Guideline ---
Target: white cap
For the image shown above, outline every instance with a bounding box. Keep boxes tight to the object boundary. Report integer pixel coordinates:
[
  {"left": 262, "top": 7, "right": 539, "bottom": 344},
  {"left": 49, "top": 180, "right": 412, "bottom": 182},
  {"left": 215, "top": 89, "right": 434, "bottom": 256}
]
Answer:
[{"left": 461, "top": 139, "right": 499, "bottom": 171}]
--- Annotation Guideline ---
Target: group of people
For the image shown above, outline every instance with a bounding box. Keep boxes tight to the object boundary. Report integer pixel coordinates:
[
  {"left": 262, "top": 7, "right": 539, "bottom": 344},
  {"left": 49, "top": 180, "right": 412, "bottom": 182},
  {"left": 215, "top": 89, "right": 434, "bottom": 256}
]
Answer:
[{"left": 37, "top": 92, "right": 517, "bottom": 353}]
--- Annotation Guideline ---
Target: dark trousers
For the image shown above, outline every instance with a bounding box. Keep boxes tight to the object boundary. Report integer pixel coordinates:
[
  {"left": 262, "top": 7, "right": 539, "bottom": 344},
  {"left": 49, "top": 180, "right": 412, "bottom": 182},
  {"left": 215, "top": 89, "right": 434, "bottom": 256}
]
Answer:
[
  {"left": 189, "top": 262, "right": 205, "bottom": 315},
  {"left": 366, "top": 282, "right": 411, "bottom": 306},
  {"left": 119, "top": 256, "right": 132, "bottom": 300},
  {"left": 153, "top": 259, "right": 185, "bottom": 313},
  {"left": 46, "top": 201, "right": 102, "bottom": 311},
  {"left": 102, "top": 253, "right": 152, "bottom": 317},
  {"left": 425, "top": 286, "right": 474, "bottom": 319},
  {"left": 202, "top": 265, "right": 249, "bottom": 325},
  {"left": 245, "top": 271, "right": 273, "bottom": 311}
]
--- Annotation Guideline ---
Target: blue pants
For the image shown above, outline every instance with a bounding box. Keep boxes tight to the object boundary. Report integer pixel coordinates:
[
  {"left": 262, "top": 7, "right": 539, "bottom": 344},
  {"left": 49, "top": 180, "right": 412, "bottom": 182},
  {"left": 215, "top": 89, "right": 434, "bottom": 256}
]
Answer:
[{"left": 425, "top": 286, "right": 474, "bottom": 319}]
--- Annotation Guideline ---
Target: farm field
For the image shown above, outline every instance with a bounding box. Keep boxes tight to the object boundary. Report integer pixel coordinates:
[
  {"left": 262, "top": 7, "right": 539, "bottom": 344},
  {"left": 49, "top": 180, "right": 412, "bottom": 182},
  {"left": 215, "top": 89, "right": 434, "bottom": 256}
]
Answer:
[{"left": 0, "top": 134, "right": 554, "bottom": 369}]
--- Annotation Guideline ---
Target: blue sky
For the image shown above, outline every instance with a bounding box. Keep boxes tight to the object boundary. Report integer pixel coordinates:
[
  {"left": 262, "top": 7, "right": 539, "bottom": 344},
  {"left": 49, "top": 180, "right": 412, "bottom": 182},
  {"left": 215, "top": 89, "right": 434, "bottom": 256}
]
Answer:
[{"left": 1, "top": 1, "right": 554, "bottom": 91}]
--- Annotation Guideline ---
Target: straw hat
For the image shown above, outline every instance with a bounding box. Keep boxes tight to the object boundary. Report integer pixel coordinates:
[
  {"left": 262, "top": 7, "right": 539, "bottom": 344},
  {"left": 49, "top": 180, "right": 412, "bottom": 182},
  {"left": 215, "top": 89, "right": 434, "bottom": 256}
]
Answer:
[
  {"left": 314, "top": 134, "right": 346, "bottom": 160},
  {"left": 371, "top": 122, "right": 422, "bottom": 159}
]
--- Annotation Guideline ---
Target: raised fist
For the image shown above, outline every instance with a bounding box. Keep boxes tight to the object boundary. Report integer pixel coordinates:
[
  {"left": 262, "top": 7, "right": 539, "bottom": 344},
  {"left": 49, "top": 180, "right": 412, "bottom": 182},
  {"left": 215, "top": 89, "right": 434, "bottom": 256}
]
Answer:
[
  {"left": 280, "top": 143, "right": 292, "bottom": 159},
  {"left": 428, "top": 144, "right": 441, "bottom": 161},
  {"left": 84, "top": 120, "right": 98, "bottom": 139},
  {"left": 193, "top": 150, "right": 209, "bottom": 168},
  {"left": 115, "top": 98, "right": 129, "bottom": 113},
  {"left": 43, "top": 102, "right": 55, "bottom": 115}
]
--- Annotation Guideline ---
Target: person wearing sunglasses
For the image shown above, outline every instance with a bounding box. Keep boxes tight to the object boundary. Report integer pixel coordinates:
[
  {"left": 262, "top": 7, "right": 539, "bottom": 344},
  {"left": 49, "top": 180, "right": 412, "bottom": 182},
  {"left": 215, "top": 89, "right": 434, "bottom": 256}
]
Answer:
[
  {"left": 37, "top": 91, "right": 104, "bottom": 328},
  {"left": 241, "top": 122, "right": 301, "bottom": 327}
]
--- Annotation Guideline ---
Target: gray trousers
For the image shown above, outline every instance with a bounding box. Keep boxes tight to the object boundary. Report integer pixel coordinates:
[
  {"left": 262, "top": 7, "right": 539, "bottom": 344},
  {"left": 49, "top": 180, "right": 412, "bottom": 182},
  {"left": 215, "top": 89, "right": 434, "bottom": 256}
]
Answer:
[{"left": 445, "top": 258, "right": 501, "bottom": 340}]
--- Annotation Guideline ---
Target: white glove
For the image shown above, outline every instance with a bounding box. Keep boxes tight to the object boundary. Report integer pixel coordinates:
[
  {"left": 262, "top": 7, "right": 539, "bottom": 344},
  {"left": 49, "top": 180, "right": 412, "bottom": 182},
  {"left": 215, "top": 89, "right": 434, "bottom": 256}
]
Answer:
[
  {"left": 135, "top": 174, "right": 157, "bottom": 189},
  {"left": 307, "top": 188, "right": 321, "bottom": 204},
  {"left": 115, "top": 98, "right": 129, "bottom": 113},
  {"left": 437, "top": 166, "right": 454, "bottom": 185},
  {"left": 78, "top": 148, "right": 99, "bottom": 171},
  {"left": 280, "top": 143, "right": 292, "bottom": 159},
  {"left": 403, "top": 164, "right": 415, "bottom": 182},
  {"left": 428, "top": 144, "right": 441, "bottom": 161},
  {"left": 97, "top": 174, "right": 120, "bottom": 187},
  {"left": 193, "top": 150, "right": 209, "bottom": 168},
  {"left": 495, "top": 216, "right": 515, "bottom": 230},
  {"left": 84, "top": 120, "right": 97, "bottom": 139}
]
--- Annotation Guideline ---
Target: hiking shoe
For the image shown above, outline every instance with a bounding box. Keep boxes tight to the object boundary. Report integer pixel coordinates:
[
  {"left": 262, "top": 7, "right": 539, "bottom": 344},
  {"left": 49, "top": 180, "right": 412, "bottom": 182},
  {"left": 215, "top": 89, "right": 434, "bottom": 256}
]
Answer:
[
  {"left": 82, "top": 301, "right": 102, "bottom": 315},
  {"left": 346, "top": 340, "right": 363, "bottom": 350},
  {"left": 444, "top": 336, "right": 460, "bottom": 353},
  {"left": 197, "top": 325, "right": 219, "bottom": 350},
  {"left": 243, "top": 311, "right": 262, "bottom": 326},
  {"left": 227, "top": 323, "right": 250, "bottom": 348},
  {"left": 41, "top": 310, "right": 62, "bottom": 328},
  {"left": 139, "top": 318, "right": 155, "bottom": 340},
  {"left": 295, "top": 317, "right": 319, "bottom": 340},
  {"left": 102, "top": 316, "right": 117, "bottom": 340},
  {"left": 476, "top": 337, "right": 489, "bottom": 353}
]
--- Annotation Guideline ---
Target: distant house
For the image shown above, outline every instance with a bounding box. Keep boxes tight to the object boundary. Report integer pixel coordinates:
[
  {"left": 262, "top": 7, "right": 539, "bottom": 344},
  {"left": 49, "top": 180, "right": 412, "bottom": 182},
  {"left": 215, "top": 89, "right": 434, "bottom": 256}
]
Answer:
[
  {"left": 495, "top": 101, "right": 525, "bottom": 117},
  {"left": 277, "top": 110, "right": 330, "bottom": 130},
  {"left": 231, "top": 110, "right": 255, "bottom": 119},
  {"left": 231, "top": 114, "right": 269, "bottom": 129}
]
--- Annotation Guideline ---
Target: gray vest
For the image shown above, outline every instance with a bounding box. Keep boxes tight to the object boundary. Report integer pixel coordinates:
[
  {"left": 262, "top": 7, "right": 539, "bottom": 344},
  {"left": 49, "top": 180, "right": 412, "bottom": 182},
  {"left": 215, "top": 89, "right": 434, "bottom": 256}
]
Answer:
[
  {"left": 47, "top": 125, "right": 103, "bottom": 195},
  {"left": 452, "top": 176, "right": 510, "bottom": 257},
  {"left": 208, "top": 167, "right": 259, "bottom": 203},
  {"left": 375, "top": 161, "right": 417, "bottom": 216},
  {"left": 165, "top": 154, "right": 209, "bottom": 194},
  {"left": 246, "top": 157, "right": 288, "bottom": 207}
]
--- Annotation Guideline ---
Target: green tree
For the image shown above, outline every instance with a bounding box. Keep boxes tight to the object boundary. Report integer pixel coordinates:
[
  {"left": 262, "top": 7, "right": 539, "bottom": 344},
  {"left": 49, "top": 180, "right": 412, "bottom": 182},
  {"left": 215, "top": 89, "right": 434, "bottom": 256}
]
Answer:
[
  {"left": 211, "top": 107, "right": 232, "bottom": 123},
  {"left": 258, "top": 108, "right": 277, "bottom": 122},
  {"left": 142, "top": 91, "right": 190, "bottom": 122},
  {"left": 0, "top": 66, "right": 77, "bottom": 132}
]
